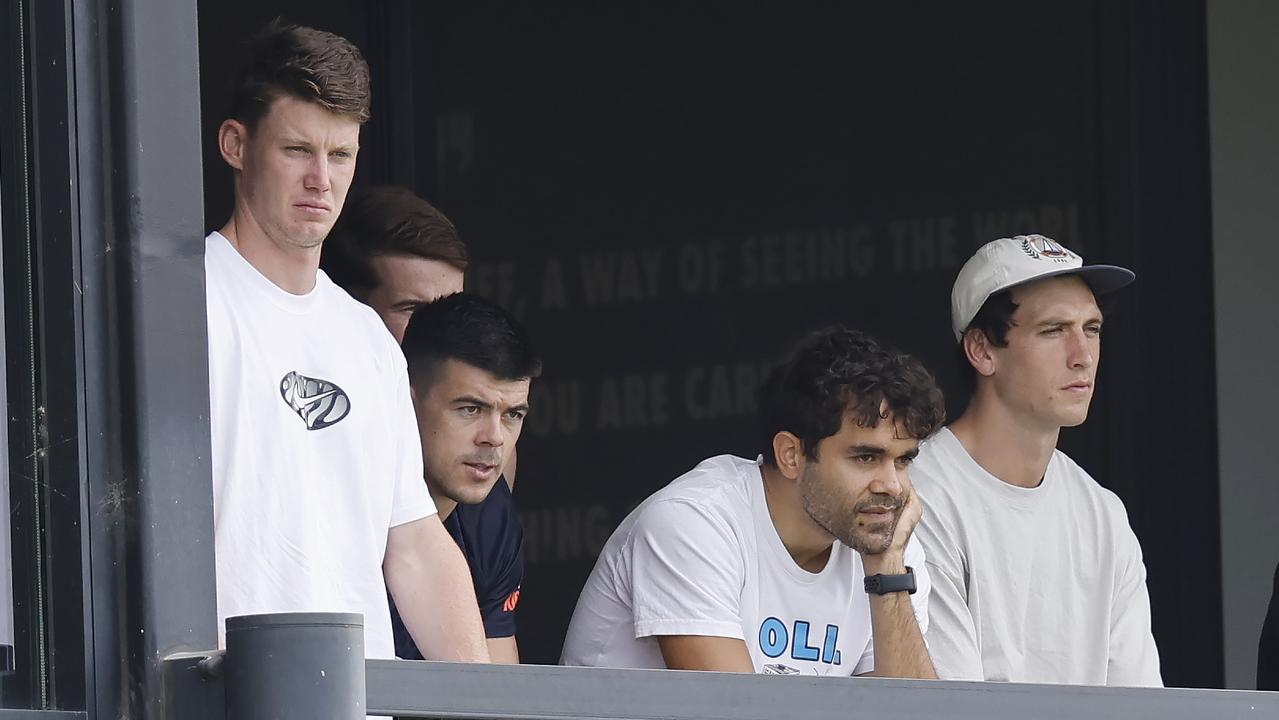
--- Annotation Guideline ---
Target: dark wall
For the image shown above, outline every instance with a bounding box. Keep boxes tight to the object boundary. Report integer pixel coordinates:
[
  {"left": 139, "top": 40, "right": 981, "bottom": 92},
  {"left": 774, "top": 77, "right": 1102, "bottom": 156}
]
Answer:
[{"left": 198, "top": 0, "right": 1221, "bottom": 687}]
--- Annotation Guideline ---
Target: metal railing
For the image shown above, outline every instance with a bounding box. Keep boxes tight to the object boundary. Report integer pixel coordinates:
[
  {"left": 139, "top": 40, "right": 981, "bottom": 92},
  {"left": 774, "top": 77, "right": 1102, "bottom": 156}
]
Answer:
[
  {"left": 163, "top": 649, "right": 1279, "bottom": 720},
  {"left": 366, "top": 659, "right": 1279, "bottom": 720}
]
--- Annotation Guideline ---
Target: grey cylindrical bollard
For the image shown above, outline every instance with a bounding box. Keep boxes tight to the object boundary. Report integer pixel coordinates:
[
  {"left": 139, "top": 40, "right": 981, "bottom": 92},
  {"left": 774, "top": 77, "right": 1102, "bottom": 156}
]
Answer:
[{"left": 225, "top": 612, "right": 365, "bottom": 720}]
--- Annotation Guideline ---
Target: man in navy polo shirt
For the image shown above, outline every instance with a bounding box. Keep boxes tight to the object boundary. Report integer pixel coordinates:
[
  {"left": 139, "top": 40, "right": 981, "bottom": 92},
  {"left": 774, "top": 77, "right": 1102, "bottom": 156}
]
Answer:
[
  {"left": 395, "top": 292, "right": 539, "bottom": 663},
  {"left": 323, "top": 188, "right": 534, "bottom": 662}
]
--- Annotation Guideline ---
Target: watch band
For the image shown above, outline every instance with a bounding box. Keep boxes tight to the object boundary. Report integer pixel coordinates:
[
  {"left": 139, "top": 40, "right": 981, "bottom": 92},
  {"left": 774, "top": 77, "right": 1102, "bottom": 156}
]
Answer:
[{"left": 863, "top": 565, "right": 917, "bottom": 595}]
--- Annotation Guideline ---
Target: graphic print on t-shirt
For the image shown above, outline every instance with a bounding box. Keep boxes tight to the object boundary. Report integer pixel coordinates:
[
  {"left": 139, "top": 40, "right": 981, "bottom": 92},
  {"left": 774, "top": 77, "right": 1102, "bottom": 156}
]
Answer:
[
  {"left": 756, "top": 616, "right": 843, "bottom": 674},
  {"left": 279, "top": 371, "right": 351, "bottom": 430}
]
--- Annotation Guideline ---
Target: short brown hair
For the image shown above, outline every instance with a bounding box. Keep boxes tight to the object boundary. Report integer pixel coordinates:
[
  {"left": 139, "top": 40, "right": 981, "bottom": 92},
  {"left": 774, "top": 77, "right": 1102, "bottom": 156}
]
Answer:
[
  {"left": 229, "top": 20, "right": 371, "bottom": 128},
  {"left": 322, "top": 186, "right": 470, "bottom": 297}
]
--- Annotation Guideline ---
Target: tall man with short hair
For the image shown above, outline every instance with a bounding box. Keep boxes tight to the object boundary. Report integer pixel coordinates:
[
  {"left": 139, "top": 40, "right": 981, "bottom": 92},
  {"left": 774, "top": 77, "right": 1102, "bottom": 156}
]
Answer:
[
  {"left": 323, "top": 188, "right": 529, "bottom": 663},
  {"left": 205, "top": 22, "right": 488, "bottom": 662},
  {"left": 562, "top": 327, "right": 943, "bottom": 678},
  {"left": 912, "top": 234, "right": 1162, "bottom": 685}
]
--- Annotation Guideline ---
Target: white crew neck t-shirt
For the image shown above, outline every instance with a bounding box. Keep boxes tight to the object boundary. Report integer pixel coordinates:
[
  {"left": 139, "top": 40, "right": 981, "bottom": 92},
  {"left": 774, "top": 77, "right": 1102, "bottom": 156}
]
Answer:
[
  {"left": 911, "top": 427, "right": 1162, "bottom": 686},
  {"left": 205, "top": 231, "right": 435, "bottom": 659},
  {"left": 561, "top": 454, "right": 929, "bottom": 676}
]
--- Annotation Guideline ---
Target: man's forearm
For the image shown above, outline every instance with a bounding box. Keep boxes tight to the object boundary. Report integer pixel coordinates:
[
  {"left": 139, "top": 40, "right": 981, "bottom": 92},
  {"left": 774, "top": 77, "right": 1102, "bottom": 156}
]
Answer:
[
  {"left": 862, "top": 549, "right": 935, "bottom": 679},
  {"left": 487, "top": 635, "right": 520, "bottom": 665},
  {"left": 865, "top": 590, "right": 936, "bottom": 678},
  {"left": 860, "top": 487, "right": 935, "bottom": 679},
  {"left": 385, "top": 520, "right": 490, "bottom": 663}
]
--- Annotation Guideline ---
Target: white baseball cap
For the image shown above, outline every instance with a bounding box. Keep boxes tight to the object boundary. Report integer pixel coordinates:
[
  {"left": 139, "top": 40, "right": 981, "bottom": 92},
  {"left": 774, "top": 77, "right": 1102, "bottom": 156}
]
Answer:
[{"left": 950, "top": 234, "right": 1135, "bottom": 342}]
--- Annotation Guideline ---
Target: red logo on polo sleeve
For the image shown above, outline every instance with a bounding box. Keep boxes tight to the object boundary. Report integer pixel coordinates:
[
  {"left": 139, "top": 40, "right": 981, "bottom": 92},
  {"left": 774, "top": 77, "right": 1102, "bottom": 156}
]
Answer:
[{"left": 502, "top": 588, "right": 521, "bottom": 613}]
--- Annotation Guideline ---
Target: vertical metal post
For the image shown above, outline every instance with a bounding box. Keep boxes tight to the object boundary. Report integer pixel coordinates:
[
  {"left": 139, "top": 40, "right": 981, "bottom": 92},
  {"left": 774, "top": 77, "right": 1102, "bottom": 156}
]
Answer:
[
  {"left": 225, "top": 613, "right": 365, "bottom": 720},
  {"left": 70, "top": 0, "right": 215, "bottom": 716}
]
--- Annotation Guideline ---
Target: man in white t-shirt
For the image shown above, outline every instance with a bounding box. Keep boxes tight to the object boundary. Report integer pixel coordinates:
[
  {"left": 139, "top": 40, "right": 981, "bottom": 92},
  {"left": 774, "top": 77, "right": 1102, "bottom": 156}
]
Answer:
[
  {"left": 911, "top": 234, "right": 1162, "bottom": 686},
  {"left": 205, "top": 21, "right": 488, "bottom": 663},
  {"left": 562, "top": 327, "right": 945, "bottom": 677}
]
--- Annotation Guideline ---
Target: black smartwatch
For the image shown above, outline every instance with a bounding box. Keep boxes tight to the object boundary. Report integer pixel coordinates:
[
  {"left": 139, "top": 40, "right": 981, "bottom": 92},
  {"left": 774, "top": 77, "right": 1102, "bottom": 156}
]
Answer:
[{"left": 864, "top": 566, "right": 917, "bottom": 595}]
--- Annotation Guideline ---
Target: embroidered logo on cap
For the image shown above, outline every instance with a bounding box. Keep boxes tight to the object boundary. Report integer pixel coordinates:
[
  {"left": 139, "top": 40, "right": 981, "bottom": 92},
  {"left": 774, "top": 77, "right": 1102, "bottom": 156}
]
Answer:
[
  {"left": 1019, "top": 234, "right": 1076, "bottom": 263},
  {"left": 280, "top": 371, "right": 351, "bottom": 430}
]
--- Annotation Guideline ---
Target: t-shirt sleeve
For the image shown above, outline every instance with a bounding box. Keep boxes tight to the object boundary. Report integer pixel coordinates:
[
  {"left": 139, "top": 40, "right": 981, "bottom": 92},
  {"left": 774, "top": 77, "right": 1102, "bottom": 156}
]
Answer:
[
  {"left": 1106, "top": 508, "right": 1163, "bottom": 687},
  {"left": 853, "top": 535, "right": 933, "bottom": 675},
  {"left": 387, "top": 357, "right": 435, "bottom": 527},
  {"left": 470, "top": 481, "right": 524, "bottom": 639},
  {"left": 907, "top": 536, "right": 931, "bottom": 634},
  {"left": 628, "top": 498, "right": 746, "bottom": 640},
  {"left": 914, "top": 481, "right": 985, "bottom": 681}
]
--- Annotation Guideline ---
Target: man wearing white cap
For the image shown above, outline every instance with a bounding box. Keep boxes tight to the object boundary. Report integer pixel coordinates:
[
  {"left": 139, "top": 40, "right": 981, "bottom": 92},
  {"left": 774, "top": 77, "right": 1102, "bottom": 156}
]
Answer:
[{"left": 911, "top": 234, "right": 1162, "bottom": 686}]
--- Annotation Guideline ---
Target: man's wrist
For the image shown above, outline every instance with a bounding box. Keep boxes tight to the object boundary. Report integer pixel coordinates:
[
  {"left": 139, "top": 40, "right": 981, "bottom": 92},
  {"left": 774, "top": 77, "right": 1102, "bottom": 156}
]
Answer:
[
  {"left": 861, "top": 550, "right": 907, "bottom": 577},
  {"left": 864, "top": 565, "right": 916, "bottom": 595}
]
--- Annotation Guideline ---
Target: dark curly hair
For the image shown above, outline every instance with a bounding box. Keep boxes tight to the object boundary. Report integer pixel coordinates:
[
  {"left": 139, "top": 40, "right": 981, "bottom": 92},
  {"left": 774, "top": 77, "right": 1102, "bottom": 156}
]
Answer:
[
  {"left": 759, "top": 326, "right": 945, "bottom": 465},
  {"left": 228, "top": 20, "right": 372, "bottom": 129}
]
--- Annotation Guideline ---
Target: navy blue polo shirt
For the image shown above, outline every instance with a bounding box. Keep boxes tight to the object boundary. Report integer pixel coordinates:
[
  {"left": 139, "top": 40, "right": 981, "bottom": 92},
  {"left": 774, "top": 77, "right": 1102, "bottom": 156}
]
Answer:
[{"left": 390, "top": 478, "right": 524, "bottom": 659}]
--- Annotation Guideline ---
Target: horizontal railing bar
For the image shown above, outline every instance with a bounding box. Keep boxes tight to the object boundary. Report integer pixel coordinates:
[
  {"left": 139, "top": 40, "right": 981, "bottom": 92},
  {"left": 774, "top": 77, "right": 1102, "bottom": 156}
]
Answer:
[{"left": 367, "top": 659, "right": 1279, "bottom": 720}]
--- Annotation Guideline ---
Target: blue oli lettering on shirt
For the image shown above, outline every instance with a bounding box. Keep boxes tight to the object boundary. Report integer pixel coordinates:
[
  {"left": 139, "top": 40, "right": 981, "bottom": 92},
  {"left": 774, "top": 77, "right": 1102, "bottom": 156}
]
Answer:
[
  {"left": 759, "top": 617, "right": 787, "bottom": 658},
  {"left": 790, "top": 621, "right": 820, "bottom": 661},
  {"left": 756, "top": 619, "right": 842, "bottom": 666},
  {"left": 822, "top": 624, "right": 840, "bottom": 665}
]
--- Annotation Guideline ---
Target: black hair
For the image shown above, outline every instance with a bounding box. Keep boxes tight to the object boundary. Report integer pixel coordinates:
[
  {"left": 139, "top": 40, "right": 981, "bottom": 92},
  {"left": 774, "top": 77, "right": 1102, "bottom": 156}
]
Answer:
[
  {"left": 758, "top": 326, "right": 945, "bottom": 465},
  {"left": 955, "top": 289, "right": 1019, "bottom": 393},
  {"left": 401, "top": 292, "right": 542, "bottom": 389}
]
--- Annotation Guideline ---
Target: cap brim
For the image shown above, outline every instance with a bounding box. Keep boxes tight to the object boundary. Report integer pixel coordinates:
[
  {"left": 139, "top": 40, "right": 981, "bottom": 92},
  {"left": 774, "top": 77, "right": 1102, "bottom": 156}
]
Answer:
[{"left": 1003, "top": 264, "right": 1136, "bottom": 296}]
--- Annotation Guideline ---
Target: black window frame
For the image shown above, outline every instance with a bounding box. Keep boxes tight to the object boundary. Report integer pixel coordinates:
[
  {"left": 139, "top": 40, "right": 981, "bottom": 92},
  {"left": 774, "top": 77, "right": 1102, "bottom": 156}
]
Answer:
[
  {"left": 1, "top": 0, "right": 91, "bottom": 709},
  {"left": 2, "top": 0, "right": 214, "bottom": 715}
]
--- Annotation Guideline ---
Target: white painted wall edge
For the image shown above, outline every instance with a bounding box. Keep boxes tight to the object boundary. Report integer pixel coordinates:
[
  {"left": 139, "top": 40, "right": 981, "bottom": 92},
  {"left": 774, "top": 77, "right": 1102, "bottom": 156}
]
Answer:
[{"left": 1207, "top": 0, "right": 1279, "bottom": 691}]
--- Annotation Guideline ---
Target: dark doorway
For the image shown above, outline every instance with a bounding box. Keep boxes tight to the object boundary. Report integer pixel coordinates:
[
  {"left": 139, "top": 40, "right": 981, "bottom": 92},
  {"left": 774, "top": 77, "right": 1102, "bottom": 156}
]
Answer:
[{"left": 198, "top": 0, "right": 1220, "bottom": 687}]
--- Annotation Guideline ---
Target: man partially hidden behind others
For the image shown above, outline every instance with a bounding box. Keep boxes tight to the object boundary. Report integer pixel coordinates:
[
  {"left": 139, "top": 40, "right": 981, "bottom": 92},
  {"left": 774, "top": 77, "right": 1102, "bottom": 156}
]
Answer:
[
  {"left": 323, "top": 188, "right": 528, "bottom": 663},
  {"left": 323, "top": 186, "right": 466, "bottom": 344},
  {"left": 205, "top": 22, "right": 487, "bottom": 663},
  {"left": 912, "top": 234, "right": 1161, "bottom": 685},
  {"left": 562, "top": 327, "right": 943, "bottom": 678}
]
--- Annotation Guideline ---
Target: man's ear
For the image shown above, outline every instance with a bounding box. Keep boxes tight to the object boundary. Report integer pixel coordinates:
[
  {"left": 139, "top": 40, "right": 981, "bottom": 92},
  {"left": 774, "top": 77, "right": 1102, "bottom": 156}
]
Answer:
[
  {"left": 218, "top": 118, "right": 249, "bottom": 171},
  {"left": 963, "top": 328, "right": 998, "bottom": 378},
  {"left": 772, "top": 431, "right": 805, "bottom": 481}
]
